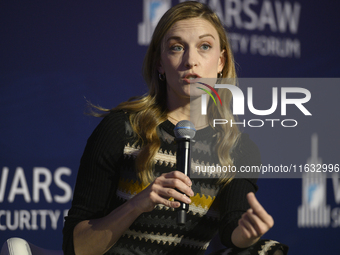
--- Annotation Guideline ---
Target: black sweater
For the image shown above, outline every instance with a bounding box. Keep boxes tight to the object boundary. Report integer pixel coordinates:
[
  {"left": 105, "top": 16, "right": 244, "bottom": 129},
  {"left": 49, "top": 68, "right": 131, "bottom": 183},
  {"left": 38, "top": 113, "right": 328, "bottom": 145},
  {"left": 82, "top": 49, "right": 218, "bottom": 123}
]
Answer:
[{"left": 63, "top": 110, "right": 261, "bottom": 255}]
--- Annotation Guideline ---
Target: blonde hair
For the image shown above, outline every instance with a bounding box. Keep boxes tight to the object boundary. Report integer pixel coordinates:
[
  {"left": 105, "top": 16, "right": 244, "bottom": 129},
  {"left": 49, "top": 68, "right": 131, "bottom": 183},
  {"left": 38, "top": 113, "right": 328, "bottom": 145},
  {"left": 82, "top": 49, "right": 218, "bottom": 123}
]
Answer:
[{"left": 96, "top": 1, "right": 240, "bottom": 185}]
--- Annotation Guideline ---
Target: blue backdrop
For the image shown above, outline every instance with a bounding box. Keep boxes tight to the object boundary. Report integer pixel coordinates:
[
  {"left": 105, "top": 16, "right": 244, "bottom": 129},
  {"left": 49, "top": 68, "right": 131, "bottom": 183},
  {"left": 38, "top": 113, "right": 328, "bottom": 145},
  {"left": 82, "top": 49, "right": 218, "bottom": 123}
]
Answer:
[{"left": 1, "top": 0, "right": 339, "bottom": 254}]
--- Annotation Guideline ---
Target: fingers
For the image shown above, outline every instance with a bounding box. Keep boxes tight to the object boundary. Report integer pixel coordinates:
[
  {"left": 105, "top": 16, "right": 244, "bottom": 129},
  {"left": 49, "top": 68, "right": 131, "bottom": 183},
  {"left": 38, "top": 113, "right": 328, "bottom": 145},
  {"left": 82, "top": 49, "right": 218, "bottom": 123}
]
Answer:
[
  {"left": 162, "top": 171, "right": 192, "bottom": 186},
  {"left": 146, "top": 171, "right": 194, "bottom": 209},
  {"left": 155, "top": 185, "right": 192, "bottom": 204},
  {"left": 157, "top": 171, "right": 194, "bottom": 197},
  {"left": 238, "top": 211, "right": 266, "bottom": 239},
  {"left": 238, "top": 211, "right": 258, "bottom": 239},
  {"left": 247, "top": 192, "right": 265, "bottom": 216},
  {"left": 153, "top": 194, "right": 181, "bottom": 209},
  {"left": 247, "top": 192, "right": 274, "bottom": 229},
  {"left": 241, "top": 209, "right": 271, "bottom": 237},
  {"left": 134, "top": 186, "right": 181, "bottom": 212},
  {"left": 238, "top": 193, "right": 274, "bottom": 239}
]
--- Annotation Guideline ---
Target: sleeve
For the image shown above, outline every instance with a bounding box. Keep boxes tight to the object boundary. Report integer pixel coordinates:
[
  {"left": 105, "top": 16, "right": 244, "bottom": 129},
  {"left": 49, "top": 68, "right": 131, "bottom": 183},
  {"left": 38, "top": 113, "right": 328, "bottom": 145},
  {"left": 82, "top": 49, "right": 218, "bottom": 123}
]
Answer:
[
  {"left": 218, "top": 133, "right": 262, "bottom": 249},
  {"left": 62, "top": 111, "right": 128, "bottom": 255}
]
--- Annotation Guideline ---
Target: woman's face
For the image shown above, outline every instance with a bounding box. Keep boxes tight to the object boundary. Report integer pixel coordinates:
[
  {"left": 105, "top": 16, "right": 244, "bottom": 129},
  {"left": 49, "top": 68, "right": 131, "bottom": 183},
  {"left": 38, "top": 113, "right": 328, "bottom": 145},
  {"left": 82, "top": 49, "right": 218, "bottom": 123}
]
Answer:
[{"left": 158, "top": 17, "right": 225, "bottom": 103}]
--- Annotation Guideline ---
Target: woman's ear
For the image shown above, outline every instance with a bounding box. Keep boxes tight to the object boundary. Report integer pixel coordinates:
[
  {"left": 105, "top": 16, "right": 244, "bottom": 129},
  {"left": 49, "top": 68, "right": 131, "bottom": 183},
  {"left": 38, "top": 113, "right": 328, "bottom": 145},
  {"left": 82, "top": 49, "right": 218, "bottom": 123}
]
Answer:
[
  {"left": 157, "top": 61, "right": 165, "bottom": 75},
  {"left": 218, "top": 49, "right": 226, "bottom": 73}
]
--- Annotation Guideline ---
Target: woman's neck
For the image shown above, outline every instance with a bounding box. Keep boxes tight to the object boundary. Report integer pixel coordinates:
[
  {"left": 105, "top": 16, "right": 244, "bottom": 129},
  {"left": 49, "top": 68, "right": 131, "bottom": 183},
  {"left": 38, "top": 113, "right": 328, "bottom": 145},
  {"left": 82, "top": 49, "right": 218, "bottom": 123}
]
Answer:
[{"left": 167, "top": 96, "right": 209, "bottom": 130}]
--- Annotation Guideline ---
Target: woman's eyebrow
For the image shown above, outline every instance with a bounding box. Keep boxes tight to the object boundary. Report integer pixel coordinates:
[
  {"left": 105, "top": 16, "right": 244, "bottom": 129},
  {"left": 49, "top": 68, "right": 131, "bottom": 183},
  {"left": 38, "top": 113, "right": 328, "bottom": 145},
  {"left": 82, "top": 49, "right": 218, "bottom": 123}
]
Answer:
[
  {"left": 166, "top": 33, "right": 215, "bottom": 42},
  {"left": 199, "top": 33, "right": 215, "bottom": 40},
  {"left": 166, "top": 36, "right": 182, "bottom": 42}
]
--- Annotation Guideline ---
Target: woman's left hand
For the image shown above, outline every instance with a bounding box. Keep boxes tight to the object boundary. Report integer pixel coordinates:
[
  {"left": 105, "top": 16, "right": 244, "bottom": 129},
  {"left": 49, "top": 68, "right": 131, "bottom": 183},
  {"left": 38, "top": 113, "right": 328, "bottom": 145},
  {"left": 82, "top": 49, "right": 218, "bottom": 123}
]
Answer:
[{"left": 231, "top": 192, "right": 274, "bottom": 248}]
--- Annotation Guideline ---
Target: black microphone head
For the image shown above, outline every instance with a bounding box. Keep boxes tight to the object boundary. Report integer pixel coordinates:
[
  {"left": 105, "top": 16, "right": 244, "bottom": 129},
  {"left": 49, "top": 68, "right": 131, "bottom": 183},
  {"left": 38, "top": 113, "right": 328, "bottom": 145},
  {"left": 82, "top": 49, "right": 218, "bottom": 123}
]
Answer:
[{"left": 174, "top": 120, "right": 196, "bottom": 139}]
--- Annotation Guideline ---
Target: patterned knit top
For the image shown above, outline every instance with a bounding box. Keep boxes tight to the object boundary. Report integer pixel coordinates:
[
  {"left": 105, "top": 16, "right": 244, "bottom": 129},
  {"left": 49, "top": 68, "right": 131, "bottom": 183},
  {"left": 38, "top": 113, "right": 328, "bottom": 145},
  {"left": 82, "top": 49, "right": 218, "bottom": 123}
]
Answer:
[{"left": 63, "top": 110, "right": 261, "bottom": 255}]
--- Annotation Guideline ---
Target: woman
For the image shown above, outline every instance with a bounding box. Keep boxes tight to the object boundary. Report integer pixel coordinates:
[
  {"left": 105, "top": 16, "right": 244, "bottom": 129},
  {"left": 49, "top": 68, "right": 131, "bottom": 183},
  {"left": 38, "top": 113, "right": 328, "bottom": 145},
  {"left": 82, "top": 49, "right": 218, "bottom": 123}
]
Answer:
[{"left": 63, "top": 2, "right": 276, "bottom": 255}]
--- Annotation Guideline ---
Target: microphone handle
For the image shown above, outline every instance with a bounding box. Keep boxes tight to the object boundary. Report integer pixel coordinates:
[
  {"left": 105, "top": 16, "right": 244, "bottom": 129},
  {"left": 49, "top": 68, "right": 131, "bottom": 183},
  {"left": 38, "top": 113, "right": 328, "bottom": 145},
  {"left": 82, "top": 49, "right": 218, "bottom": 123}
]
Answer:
[{"left": 175, "top": 138, "right": 191, "bottom": 225}]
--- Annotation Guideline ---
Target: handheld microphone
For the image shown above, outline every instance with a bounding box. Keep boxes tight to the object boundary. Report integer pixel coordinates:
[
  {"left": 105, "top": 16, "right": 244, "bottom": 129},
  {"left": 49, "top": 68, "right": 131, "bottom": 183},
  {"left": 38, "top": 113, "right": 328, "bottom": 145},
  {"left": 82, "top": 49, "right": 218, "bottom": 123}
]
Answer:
[{"left": 174, "top": 120, "right": 196, "bottom": 225}]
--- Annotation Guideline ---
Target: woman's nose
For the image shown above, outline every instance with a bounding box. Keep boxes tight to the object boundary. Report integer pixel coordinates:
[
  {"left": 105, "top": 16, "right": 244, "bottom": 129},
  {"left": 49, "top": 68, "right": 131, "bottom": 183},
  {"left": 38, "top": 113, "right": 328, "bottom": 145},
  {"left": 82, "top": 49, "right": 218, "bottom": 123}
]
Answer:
[{"left": 184, "top": 48, "right": 198, "bottom": 68}]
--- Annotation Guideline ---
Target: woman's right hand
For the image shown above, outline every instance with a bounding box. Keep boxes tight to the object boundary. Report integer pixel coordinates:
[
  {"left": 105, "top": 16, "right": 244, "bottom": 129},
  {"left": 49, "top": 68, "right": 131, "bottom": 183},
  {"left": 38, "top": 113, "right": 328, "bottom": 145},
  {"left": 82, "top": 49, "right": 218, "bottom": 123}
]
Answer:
[
  {"left": 73, "top": 171, "right": 193, "bottom": 255},
  {"left": 129, "top": 171, "right": 194, "bottom": 213}
]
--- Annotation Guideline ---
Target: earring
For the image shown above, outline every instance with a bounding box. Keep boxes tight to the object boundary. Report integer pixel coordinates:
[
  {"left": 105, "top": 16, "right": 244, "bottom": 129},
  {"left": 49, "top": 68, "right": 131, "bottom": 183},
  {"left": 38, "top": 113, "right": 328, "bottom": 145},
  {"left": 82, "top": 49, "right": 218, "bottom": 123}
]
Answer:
[
  {"left": 159, "top": 73, "right": 165, "bottom": 81},
  {"left": 218, "top": 72, "right": 223, "bottom": 78}
]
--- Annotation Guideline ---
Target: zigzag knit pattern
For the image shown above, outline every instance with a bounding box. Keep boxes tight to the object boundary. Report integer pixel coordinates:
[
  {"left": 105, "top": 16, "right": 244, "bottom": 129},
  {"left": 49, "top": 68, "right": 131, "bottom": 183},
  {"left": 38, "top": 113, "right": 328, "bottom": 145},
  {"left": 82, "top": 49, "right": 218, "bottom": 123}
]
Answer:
[
  {"left": 63, "top": 110, "right": 261, "bottom": 255},
  {"left": 114, "top": 122, "right": 221, "bottom": 254}
]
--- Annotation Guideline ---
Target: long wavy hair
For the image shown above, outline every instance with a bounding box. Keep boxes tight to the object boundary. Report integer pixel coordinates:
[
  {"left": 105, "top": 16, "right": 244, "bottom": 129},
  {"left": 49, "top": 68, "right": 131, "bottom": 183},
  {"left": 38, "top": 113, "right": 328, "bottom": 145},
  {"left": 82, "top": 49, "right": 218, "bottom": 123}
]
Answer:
[{"left": 95, "top": 1, "right": 240, "bottom": 185}]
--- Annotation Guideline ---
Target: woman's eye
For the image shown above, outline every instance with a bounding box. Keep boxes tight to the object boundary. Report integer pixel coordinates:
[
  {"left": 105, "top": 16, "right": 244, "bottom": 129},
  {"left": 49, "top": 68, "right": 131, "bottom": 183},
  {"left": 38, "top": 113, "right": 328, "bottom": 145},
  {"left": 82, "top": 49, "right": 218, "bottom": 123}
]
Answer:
[
  {"left": 171, "top": 45, "right": 183, "bottom": 51},
  {"left": 201, "top": 44, "right": 212, "bottom": 51}
]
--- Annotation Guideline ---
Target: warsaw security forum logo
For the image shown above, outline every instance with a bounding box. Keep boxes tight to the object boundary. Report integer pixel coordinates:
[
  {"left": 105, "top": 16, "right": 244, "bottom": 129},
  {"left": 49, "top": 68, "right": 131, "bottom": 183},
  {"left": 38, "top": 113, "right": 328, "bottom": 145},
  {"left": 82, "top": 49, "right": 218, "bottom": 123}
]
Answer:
[
  {"left": 298, "top": 134, "right": 340, "bottom": 228},
  {"left": 138, "top": 0, "right": 171, "bottom": 45}
]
